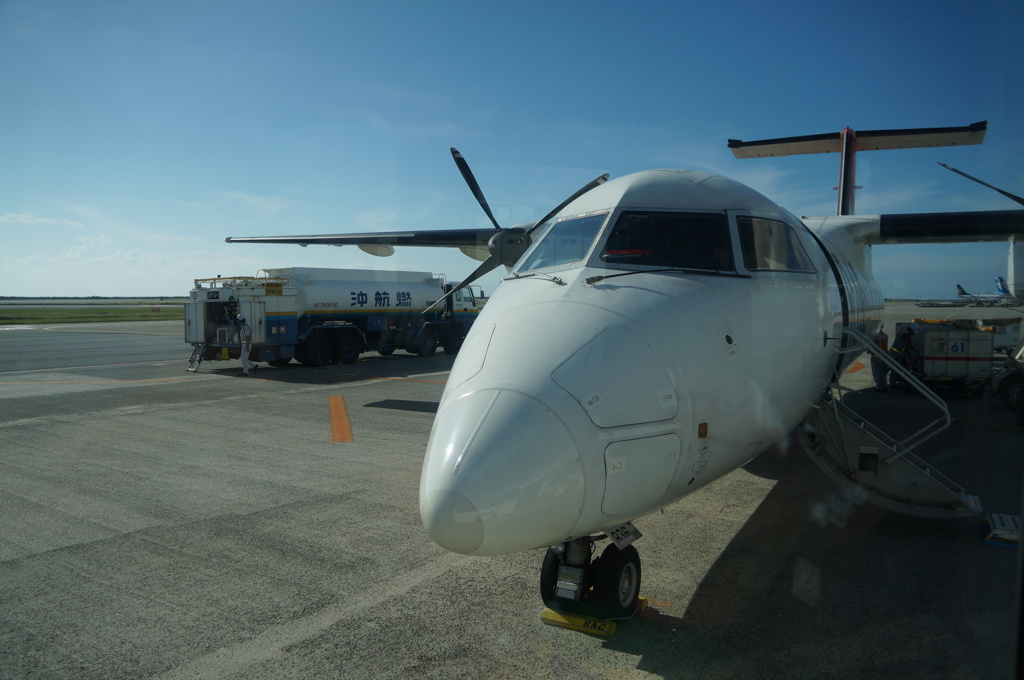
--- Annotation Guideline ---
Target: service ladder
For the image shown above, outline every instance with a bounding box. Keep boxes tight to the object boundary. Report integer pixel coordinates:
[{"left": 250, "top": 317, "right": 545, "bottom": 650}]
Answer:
[
  {"left": 187, "top": 343, "right": 206, "bottom": 372},
  {"left": 796, "top": 327, "right": 981, "bottom": 518}
]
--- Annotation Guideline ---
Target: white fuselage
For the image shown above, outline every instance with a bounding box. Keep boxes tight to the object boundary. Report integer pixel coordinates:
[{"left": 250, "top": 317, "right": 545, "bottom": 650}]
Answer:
[{"left": 420, "top": 170, "right": 882, "bottom": 556}]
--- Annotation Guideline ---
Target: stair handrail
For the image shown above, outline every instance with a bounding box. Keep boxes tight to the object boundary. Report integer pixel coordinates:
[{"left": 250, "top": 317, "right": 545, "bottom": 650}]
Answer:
[{"left": 840, "top": 327, "right": 950, "bottom": 465}]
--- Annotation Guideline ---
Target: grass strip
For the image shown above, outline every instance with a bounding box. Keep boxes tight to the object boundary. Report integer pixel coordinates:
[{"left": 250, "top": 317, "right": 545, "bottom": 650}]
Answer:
[{"left": 0, "top": 307, "right": 184, "bottom": 324}]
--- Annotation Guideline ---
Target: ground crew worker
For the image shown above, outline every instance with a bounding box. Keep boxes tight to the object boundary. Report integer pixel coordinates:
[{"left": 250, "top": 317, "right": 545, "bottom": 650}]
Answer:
[
  {"left": 237, "top": 313, "right": 256, "bottom": 376},
  {"left": 870, "top": 324, "right": 890, "bottom": 392},
  {"left": 888, "top": 322, "right": 920, "bottom": 384}
]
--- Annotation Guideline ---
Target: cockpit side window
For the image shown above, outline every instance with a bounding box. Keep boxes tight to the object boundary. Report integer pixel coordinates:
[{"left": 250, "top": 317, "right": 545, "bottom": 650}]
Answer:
[
  {"left": 737, "top": 216, "right": 816, "bottom": 273},
  {"left": 518, "top": 212, "right": 607, "bottom": 271},
  {"left": 599, "top": 211, "right": 733, "bottom": 271}
]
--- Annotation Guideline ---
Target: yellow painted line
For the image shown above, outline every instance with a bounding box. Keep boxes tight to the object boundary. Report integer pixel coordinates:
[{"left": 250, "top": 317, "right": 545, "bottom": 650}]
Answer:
[{"left": 329, "top": 395, "right": 354, "bottom": 443}]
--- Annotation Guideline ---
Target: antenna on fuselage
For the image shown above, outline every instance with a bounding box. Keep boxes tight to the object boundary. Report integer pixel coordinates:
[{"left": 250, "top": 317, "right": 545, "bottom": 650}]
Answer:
[{"left": 727, "top": 121, "right": 988, "bottom": 216}]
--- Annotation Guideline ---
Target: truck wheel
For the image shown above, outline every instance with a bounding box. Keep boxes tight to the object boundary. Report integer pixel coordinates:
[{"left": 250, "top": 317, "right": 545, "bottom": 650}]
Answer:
[
  {"left": 442, "top": 336, "right": 463, "bottom": 355},
  {"left": 300, "top": 333, "right": 331, "bottom": 367},
  {"left": 418, "top": 333, "right": 437, "bottom": 357},
  {"left": 1006, "top": 376, "right": 1024, "bottom": 409},
  {"left": 335, "top": 334, "right": 361, "bottom": 365}
]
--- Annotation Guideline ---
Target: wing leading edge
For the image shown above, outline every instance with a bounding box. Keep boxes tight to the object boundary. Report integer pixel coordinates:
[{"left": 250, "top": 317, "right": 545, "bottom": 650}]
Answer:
[
  {"left": 225, "top": 228, "right": 496, "bottom": 262},
  {"left": 875, "top": 210, "right": 1024, "bottom": 245}
]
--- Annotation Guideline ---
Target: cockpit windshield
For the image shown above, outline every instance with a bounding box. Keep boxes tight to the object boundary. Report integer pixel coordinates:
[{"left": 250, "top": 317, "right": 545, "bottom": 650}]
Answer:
[
  {"left": 518, "top": 212, "right": 608, "bottom": 272},
  {"left": 599, "top": 211, "right": 733, "bottom": 271}
]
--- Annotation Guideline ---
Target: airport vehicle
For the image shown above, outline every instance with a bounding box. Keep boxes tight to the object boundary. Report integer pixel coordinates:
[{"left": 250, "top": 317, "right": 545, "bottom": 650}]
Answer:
[
  {"left": 227, "top": 122, "right": 1024, "bottom": 619},
  {"left": 892, "top": 320, "right": 994, "bottom": 395},
  {"left": 185, "top": 267, "right": 479, "bottom": 369},
  {"left": 978, "top": 316, "right": 1022, "bottom": 352},
  {"left": 991, "top": 340, "right": 1024, "bottom": 408},
  {"left": 956, "top": 277, "right": 1016, "bottom": 306},
  {"left": 916, "top": 300, "right": 969, "bottom": 308}
]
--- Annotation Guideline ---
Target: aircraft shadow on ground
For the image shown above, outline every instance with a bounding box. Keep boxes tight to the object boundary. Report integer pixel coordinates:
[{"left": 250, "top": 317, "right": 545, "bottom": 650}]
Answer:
[
  {"left": 199, "top": 352, "right": 458, "bottom": 385},
  {"left": 600, "top": 389, "right": 1021, "bottom": 679}
]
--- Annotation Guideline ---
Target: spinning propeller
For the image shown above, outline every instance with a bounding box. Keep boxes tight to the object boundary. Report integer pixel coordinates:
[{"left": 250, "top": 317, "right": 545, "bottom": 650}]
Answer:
[{"left": 429, "top": 148, "right": 609, "bottom": 310}]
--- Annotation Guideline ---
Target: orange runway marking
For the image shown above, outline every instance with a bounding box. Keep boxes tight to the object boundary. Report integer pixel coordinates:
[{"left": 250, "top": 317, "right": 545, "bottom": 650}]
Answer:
[{"left": 328, "top": 395, "right": 354, "bottom": 443}]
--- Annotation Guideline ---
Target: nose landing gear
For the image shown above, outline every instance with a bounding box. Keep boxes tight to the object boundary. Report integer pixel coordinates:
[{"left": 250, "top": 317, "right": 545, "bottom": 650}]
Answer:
[{"left": 540, "top": 535, "right": 643, "bottom": 621}]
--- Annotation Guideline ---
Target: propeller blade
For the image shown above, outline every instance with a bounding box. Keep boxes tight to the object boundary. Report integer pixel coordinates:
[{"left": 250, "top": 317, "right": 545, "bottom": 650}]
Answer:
[
  {"left": 424, "top": 256, "right": 500, "bottom": 313},
  {"left": 525, "top": 173, "right": 610, "bottom": 236},
  {"left": 451, "top": 148, "right": 503, "bottom": 231},
  {"left": 938, "top": 162, "right": 1024, "bottom": 207}
]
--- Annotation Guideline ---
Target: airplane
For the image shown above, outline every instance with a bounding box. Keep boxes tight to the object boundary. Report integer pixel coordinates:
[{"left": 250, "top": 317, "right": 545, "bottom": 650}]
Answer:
[
  {"left": 956, "top": 277, "right": 1016, "bottom": 306},
  {"left": 227, "top": 121, "right": 1024, "bottom": 620}
]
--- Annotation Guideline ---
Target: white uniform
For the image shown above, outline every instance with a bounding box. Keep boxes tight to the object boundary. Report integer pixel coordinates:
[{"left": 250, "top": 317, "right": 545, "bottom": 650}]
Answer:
[{"left": 239, "top": 320, "right": 253, "bottom": 374}]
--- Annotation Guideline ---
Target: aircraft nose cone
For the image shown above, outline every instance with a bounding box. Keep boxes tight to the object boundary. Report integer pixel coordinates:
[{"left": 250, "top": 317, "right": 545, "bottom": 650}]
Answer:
[
  {"left": 420, "top": 489, "right": 484, "bottom": 555},
  {"left": 420, "top": 389, "right": 584, "bottom": 556}
]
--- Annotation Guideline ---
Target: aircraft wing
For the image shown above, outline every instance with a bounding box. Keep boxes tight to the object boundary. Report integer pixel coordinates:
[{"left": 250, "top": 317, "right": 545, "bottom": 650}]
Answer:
[
  {"left": 225, "top": 228, "right": 496, "bottom": 262},
  {"left": 874, "top": 210, "right": 1023, "bottom": 244},
  {"left": 227, "top": 210, "right": 1023, "bottom": 252},
  {"left": 803, "top": 210, "right": 1024, "bottom": 245}
]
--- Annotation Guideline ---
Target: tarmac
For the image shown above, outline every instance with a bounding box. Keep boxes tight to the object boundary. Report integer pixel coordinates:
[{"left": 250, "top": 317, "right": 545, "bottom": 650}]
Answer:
[{"left": 0, "top": 301, "right": 1021, "bottom": 679}]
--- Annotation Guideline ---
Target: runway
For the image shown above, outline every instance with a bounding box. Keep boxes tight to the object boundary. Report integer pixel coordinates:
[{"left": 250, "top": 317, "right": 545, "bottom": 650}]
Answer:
[{"left": 0, "top": 306, "right": 1021, "bottom": 679}]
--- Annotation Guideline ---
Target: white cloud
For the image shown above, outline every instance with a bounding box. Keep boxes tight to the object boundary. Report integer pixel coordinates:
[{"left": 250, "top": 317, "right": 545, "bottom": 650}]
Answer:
[
  {"left": 0, "top": 235, "right": 270, "bottom": 297},
  {"left": 0, "top": 212, "right": 85, "bottom": 228},
  {"left": 210, "top": 191, "right": 293, "bottom": 214}
]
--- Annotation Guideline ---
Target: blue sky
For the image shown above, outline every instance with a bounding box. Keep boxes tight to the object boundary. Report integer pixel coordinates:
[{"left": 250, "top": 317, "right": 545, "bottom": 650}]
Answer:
[{"left": 1, "top": 0, "right": 1021, "bottom": 299}]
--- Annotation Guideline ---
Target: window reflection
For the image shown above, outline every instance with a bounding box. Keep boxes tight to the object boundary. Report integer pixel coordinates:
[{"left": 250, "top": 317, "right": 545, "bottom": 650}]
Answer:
[
  {"left": 600, "top": 211, "right": 733, "bottom": 271},
  {"left": 737, "top": 215, "right": 816, "bottom": 273},
  {"left": 519, "top": 212, "right": 607, "bottom": 271}
]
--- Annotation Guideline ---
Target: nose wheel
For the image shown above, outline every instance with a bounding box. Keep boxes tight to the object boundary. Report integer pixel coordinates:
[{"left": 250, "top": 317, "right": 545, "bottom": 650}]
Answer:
[
  {"left": 540, "top": 538, "right": 642, "bottom": 619},
  {"left": 597, "top": 544, "right": 642, "bottom": 614}
]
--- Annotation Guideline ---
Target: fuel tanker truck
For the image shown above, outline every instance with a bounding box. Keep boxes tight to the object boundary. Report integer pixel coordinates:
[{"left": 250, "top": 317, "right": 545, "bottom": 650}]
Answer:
[{"left": 185, "top": 267, "right": 481, "bottom": 370}]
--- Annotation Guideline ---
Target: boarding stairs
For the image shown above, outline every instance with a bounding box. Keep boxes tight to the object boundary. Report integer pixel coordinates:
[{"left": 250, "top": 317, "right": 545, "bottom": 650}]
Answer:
[
  {"left": 187, "top": 343, "right": 206, "bottom": 372},
  {"left": 796, "top": 327, "right": 981, "bottom": 518}
]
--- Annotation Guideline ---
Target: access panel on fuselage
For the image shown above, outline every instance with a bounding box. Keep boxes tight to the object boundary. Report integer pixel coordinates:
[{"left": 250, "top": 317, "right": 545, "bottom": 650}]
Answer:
[
  {"left": 552, "top": 325, "right": 678, "bottom": 428},
  {"left": 602, "top": 434, "right": 680, "bottom": 516}
]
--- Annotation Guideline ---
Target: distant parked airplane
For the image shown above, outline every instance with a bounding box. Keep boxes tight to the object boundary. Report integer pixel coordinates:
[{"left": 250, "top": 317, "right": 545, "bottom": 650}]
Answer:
[{"left": 956, "top": 277, "right": 1016, "bottom": 306}]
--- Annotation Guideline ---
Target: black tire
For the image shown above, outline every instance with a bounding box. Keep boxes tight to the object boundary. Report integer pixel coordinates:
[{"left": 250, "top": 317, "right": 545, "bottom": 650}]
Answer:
[
  {"left": 335, "top": 333, "right": 361, "bottom": 365},
  {"left": 418, "top": 333, "right": 437, "bottom": 357},
  {"left": 594, "top": 544, "right": 641, "bottom": 617},
  {"left": 540, "top": 548, "right": 561, "bottom": 608},
  {"left": 442, "top": 335, "right": 463, "bottom": 355},
  {"left": 300, "top": 333, "right": 331, "bottom": 367},
  {"left": 377, "top": 348, "right": 395, "bottom": 356},
  {"left": 1006, "top": 376, "right": 1024, "bottom": 409}
]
